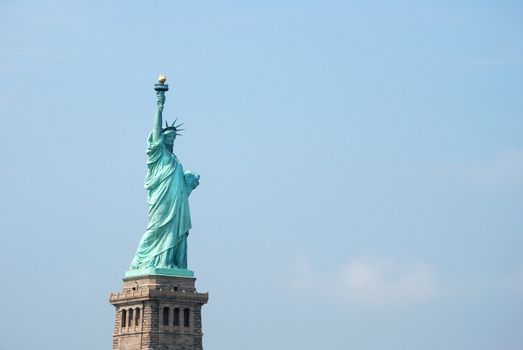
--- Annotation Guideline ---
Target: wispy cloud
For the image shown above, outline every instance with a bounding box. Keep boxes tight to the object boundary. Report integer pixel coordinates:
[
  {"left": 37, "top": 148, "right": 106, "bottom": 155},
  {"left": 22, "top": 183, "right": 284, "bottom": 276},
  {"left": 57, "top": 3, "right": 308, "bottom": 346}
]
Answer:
[
  {"left": 291, "top": 256, "right": 439, "bottom": 307},
  {"left": 439, "top": 149, "right": 523, "bottom": 190}
]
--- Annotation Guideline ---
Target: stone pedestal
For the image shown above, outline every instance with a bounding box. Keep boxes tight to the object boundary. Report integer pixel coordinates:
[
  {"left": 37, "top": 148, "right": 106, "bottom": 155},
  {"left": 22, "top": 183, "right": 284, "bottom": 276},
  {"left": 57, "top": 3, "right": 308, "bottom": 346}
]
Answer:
[{"left": 109, "top": 275, "right": 208, "bottom": 350}]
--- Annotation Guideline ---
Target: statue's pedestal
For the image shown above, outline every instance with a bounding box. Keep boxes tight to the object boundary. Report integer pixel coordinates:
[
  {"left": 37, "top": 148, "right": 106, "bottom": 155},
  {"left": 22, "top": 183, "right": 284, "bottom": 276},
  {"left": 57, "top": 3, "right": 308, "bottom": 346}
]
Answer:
[{"left": 109, "top": 275, "right": 208, "bottom": 350}]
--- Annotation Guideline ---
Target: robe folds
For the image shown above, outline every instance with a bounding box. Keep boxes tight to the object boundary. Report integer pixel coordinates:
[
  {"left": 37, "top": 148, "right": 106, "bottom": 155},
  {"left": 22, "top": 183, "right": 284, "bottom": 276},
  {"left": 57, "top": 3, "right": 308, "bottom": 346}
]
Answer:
[{"left": 129, "top": 132, "right": 194, "bottom": 270}]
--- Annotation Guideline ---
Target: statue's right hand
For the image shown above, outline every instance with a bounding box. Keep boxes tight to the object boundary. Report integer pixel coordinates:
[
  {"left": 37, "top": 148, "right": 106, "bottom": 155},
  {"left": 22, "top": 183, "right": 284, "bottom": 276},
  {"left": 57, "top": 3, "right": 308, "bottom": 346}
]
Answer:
[{"left": 157, "top": 93, "right": 166, "bottom": 108}]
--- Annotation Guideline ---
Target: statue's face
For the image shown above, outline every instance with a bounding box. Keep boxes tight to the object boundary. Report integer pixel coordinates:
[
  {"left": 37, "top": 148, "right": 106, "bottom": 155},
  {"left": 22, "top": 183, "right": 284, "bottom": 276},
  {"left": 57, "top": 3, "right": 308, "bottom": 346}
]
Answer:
[{"left": 163, "top": 132, "right": 176, "bottom": 151}]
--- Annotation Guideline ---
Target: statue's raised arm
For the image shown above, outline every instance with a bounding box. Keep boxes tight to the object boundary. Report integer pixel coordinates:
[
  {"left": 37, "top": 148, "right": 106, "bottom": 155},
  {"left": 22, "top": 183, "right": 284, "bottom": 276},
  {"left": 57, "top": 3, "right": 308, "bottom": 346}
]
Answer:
[{"left": 152, "top": 75, "right": 167, "bottom": 142}]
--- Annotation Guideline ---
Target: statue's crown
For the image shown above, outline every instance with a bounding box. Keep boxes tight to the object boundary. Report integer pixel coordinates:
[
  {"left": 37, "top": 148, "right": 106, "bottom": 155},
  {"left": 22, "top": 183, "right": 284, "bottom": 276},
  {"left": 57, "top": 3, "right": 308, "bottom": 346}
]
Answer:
[{"left": 162, "top": 119, "right": 184, "bottom": 136}]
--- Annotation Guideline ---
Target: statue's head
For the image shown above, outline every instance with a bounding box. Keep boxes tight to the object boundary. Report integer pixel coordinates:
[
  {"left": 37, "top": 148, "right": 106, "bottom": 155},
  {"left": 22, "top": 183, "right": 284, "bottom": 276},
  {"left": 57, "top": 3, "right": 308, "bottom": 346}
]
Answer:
[{"left": 162, "top": 120, "right": 183, "bottom": 151}]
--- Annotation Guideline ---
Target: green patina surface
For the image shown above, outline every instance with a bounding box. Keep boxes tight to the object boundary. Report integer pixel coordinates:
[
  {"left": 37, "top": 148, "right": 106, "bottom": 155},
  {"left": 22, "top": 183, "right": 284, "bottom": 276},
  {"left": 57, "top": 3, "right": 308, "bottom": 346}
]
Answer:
[{"left": 125, "top": 77, "right": 200, "bottom": 278}]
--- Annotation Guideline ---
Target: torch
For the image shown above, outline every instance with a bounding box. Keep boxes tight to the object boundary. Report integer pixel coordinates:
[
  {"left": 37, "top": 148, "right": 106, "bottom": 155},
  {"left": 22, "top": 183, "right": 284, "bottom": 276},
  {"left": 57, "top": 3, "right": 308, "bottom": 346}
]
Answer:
[{"left": 154, "top": 74, "right": 169, "bottom": 92}]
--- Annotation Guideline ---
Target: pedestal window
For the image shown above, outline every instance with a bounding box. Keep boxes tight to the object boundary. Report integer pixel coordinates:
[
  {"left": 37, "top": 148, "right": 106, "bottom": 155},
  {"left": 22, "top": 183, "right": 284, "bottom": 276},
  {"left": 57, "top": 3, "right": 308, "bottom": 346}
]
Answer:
[
  {"left": 183, "top": 308, "right": 190, "bottom": 327},
  {"left": 135, "top": 307, "right": 140, "bottom": 326},
  {"left": 121, "top": 309, "right": 127, "bottom": 328},
  {"left": 173, "top": 307, "right": 180, "bottom": 326},
  {"left": 163, "top": 307, "right": 170, "bottom": 326}
]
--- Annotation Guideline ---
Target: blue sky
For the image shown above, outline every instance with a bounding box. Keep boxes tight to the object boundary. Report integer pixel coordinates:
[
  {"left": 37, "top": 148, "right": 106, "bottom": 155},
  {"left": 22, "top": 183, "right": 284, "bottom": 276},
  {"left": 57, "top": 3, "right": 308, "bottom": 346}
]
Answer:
[{"left": 1, "top": 1, "right": 522, "bottom": 349}]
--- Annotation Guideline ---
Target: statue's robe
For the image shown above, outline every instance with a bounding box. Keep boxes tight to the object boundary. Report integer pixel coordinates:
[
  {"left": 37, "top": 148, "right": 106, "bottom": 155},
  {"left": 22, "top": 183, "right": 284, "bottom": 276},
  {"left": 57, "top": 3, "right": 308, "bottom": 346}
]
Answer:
[{"left": 130, "top": 133, "right": 193, "bottom": 270}]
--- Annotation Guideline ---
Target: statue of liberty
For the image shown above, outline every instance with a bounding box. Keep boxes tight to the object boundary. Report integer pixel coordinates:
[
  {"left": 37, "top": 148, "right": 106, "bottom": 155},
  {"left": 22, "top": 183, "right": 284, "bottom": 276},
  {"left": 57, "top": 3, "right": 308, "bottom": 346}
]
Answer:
[{"left": 126, "top": 75, "right": 200, "bottom": 278}]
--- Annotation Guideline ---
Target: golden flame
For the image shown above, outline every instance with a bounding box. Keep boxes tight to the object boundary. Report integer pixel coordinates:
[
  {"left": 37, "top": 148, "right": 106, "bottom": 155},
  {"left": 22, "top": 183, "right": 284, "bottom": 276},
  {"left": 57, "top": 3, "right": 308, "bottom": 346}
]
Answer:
[{"left": 158, "top": 74, "right": 167, "bottom": 84}]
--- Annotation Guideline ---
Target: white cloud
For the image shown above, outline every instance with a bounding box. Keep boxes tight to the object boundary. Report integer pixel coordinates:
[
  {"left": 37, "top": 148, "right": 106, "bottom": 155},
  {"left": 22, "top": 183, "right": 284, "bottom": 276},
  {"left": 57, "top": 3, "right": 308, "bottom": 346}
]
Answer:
[
  {"left": 337, "top": 259, "right": 438, "bottom": 305},
  {"left": 291, "top": 257, "right": 439, "bottom": 307}
]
